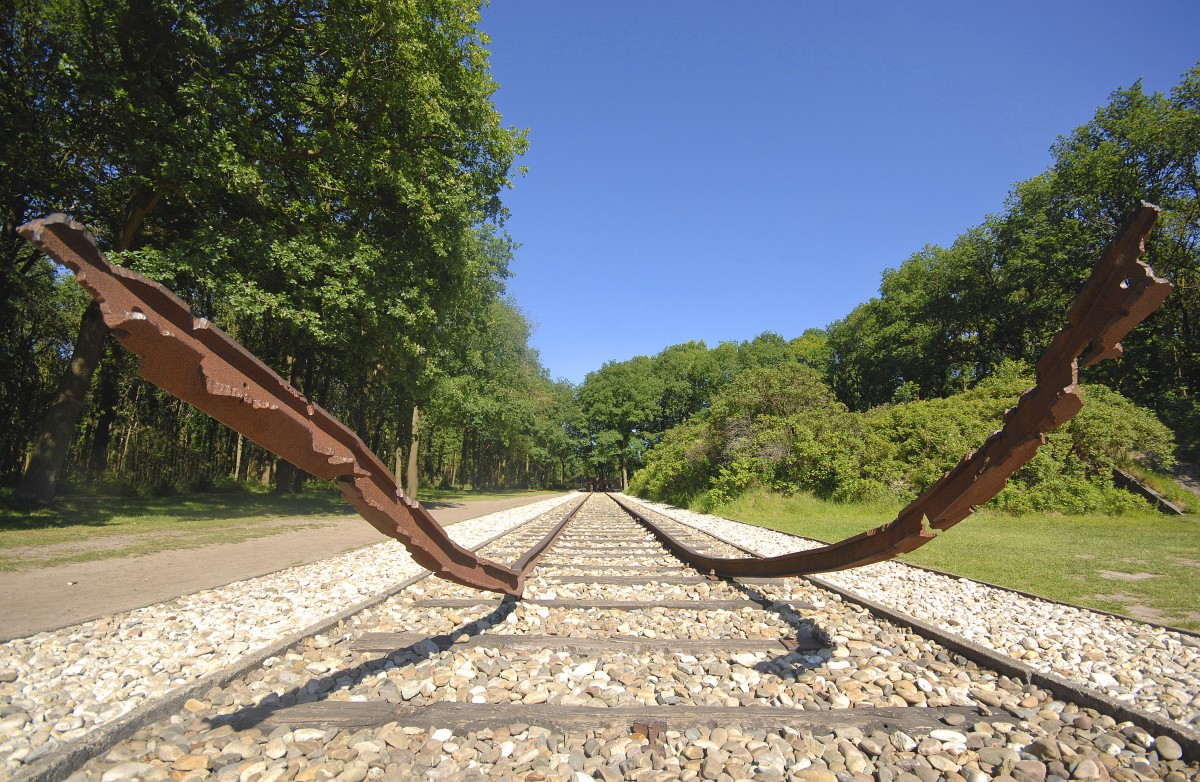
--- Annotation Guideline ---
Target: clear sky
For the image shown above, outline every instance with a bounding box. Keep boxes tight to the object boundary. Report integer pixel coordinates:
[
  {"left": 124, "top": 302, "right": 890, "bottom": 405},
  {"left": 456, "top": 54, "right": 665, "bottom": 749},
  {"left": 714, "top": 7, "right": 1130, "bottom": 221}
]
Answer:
[{"left": 478, "top": 2, "right": 1199, "bottom": 386}]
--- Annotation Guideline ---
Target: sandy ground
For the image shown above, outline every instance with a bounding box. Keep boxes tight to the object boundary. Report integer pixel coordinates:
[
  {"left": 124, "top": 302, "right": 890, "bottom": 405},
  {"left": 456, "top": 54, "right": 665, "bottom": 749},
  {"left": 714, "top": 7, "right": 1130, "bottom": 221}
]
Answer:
[{"left": 0, "top": 495, "right": 557, "bottom": 642}]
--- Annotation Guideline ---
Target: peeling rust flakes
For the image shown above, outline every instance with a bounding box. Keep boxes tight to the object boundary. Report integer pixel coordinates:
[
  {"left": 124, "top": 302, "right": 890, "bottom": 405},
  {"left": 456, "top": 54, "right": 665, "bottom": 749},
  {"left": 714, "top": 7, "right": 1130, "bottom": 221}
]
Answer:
[{"left": 19, "top": 214, "right": 525, "bottom": 596}]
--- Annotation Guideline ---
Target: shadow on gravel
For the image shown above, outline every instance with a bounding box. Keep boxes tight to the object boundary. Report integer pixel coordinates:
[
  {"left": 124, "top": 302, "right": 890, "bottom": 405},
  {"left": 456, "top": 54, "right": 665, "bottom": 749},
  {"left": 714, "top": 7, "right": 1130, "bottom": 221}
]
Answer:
[
  {"left": 222, "top": 596, "right": 520, "bottom": 730},
  {"left": 727, "top": 579, "right": 832, "bottom": 680}
]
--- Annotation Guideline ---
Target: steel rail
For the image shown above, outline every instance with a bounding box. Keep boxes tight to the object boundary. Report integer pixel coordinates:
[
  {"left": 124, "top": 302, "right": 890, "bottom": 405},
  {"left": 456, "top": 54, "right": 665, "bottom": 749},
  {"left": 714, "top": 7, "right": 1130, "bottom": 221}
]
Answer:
[
  {"left": 19, "top": 216, "right": 548, "bottom": 595},
  {"left": 610, "top": 493, "right": 1200, "bottom": 761},
  {"left": 19, "top": 201, "right": 1171, "bottom": 589},
  {"left": 509, "top": 495, "right": 589, "bottom": 572},
  {"left": 14, "top": 494, "right": 583, "bottom": 782},
  {"left": 618, "top": 204, "right": 1170, "bottom": 576}
]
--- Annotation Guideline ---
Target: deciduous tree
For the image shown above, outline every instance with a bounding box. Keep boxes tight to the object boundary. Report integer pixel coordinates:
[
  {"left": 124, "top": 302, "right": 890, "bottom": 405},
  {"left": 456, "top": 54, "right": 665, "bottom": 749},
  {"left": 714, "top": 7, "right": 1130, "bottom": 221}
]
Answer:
[
  {"left": 578, "top": 357, "right": 664, "bottom": 490},
  {"left": 4, "top": 0, "right": 527, "bottom": 497}
]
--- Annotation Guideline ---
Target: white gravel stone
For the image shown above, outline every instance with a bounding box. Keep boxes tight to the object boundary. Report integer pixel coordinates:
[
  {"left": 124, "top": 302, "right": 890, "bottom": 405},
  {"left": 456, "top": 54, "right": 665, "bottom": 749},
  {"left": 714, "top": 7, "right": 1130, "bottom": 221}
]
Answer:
[
  {"left": 0, "top": 494, "right": 580, "bottom": 773},
  {"left": 10, "top": 491, "right": 1200, "bottom": 782},
  {"left": 622, "top": 494, "right": 1200, "bottom": 732}
]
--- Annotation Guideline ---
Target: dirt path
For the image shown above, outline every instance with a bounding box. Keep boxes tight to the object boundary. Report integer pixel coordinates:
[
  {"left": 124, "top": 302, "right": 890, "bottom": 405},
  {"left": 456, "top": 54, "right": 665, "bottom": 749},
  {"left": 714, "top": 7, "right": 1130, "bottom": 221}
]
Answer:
[{"left": 0, "top": 495, "right": 559, "bottom": 641}]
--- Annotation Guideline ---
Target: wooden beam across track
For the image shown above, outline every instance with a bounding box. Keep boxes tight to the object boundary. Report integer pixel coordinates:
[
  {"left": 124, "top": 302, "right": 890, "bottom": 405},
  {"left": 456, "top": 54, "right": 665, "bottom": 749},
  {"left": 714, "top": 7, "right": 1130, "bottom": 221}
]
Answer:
[
  {"left": 236, "top": 701, "right": 1004, "bottom": 734},
  {"left": 351, "top": 632, "right": 825, "bottom": 655},
  {"left": 534, "top": 575, "right": 714, "bottom": 585},
  {"left": 411, "top": 598, "right": 814, "bottom": 611}
]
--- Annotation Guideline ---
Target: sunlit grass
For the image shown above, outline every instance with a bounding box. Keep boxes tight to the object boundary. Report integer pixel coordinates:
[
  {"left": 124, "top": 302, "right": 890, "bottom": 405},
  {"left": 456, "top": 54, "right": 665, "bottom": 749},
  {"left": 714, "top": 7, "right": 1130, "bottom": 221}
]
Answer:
[
  {"left": 415, "top": 487, "right": 561, "bottom": 505},
  {"left": 714, "top": 489, "right": 1200, "bottom": 630},
  {"left": 1123, "top": 465, "right": 1194, "bottom": 512},
  {"left": 0, "top": 484, "right": 565, "bottom": 571},
  {"left": 0, "top": 487, "right": 354, "bottom": 570}
]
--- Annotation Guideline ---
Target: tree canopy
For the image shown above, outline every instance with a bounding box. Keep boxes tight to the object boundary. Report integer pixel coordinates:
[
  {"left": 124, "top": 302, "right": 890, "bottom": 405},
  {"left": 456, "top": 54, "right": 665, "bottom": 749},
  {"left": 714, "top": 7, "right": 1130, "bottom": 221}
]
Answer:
[
  {"left": 1, "top": 22, "right": 1192, "bottom": 517},
  {"left": 630, "top": 63, "right": 1199, "bottom": 513},
  {"left": 826, "top": 64, "right": 1200, "bottom": 447},
  {"left": 2, "top": 0, "right": 532, "bottom": 497}
]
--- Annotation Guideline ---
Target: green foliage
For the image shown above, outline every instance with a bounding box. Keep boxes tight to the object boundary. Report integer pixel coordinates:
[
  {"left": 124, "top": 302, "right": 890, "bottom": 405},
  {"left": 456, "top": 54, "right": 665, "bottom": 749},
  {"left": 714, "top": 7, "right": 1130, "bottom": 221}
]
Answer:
[
  {"left": 419, "top": 300, "right": 579, "bottom": 490},
  {"left": 2, "top": 0, "right": 540, "bottom": 494},
  {"left": 632, "top": 357, "right": 1178, "bottom": 515},
  {"left": 825, "top": 63, "right": 1200, "bottom": 447},
  {"left": 577, "top": 356, "right": 665, "bottom": 487},
  {"left": 636, "top": 66, "right": 1197, "bottom": 512},
  {"left": 649, "top": 341, "right": 720, "bottom": 432},
  {"left": 627, "top": 418, "right": 710, "bottom": 506},
  {"left": 0, "top": 264, "right": 88, "bottom": 478},
  {"left": 4, "top": 15, "right": 1194, "bottom": 509}
]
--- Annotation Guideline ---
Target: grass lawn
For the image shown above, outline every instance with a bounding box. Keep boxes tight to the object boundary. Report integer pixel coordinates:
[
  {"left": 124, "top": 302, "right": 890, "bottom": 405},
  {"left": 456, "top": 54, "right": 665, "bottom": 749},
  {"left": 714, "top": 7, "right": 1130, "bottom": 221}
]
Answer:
[
  {"left": 0, "top": 488, "right": 355, "bottom": 571},
  {"left": 0, "top": 485, "right": 564, "bottom": 571},
  {"left": 715, "top": 490, "right": 1200, "bottom": 630},
  {"left": 415, "top": 487, "right": 561, "bottom": 505}
]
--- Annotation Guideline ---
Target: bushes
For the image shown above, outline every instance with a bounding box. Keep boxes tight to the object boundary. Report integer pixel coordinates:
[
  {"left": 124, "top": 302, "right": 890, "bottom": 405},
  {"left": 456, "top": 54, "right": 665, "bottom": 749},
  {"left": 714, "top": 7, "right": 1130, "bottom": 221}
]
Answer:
[
  {"left": 630, "top": 361, "right": 1176, "bottom": 515},
  {"left": 627, "top": 418, "right": 711, "bottom": 508}
]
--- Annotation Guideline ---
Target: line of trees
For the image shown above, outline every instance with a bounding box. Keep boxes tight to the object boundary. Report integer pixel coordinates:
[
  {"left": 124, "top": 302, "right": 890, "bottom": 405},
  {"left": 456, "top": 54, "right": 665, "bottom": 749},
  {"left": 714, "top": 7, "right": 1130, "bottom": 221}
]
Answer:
[
  {"left": 596, "top": 65, "right": 1200, "bottom": 512},
  {"left": 825, "top": 65, "right": 1199, "bottom": 442},
  {"left": 2, "top": 13, "right": 1195, "bottom": 514},
  {"left": 2, "top": 0, "right": 550, "bottom": 499},
  {"left": 630, "top": 356, "right": 1178, "bottom": 514}
]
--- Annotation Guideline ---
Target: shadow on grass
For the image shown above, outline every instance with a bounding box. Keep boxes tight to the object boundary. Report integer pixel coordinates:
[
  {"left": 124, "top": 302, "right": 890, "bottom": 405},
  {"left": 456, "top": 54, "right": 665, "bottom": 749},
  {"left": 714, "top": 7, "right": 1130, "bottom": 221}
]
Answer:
[
  {"left": 415, "top": 487, "right": 558, "bottom": 503},
  {"left": 0, "top": 488, "right": 354, "bottom": 532},
  {"left": 415, "top": 500, "right": 462, "bottom": 511},
  {"left": 0, "top": 485, "right": 560, "bottom": 533}
]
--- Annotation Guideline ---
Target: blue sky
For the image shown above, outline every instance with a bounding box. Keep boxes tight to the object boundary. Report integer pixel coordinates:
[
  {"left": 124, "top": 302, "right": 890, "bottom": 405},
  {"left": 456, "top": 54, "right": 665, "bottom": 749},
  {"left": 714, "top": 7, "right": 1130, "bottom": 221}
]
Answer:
[{"left": 478, "top": 2, "right": 1199, "bottom": 385}]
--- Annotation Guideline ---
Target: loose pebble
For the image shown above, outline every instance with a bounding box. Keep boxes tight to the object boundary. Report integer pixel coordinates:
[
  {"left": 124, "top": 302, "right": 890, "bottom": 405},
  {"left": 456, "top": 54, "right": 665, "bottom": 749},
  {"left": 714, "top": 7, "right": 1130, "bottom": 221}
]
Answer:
[{"left": 4, "top": 493, "right": 1198, "bottom": 782}]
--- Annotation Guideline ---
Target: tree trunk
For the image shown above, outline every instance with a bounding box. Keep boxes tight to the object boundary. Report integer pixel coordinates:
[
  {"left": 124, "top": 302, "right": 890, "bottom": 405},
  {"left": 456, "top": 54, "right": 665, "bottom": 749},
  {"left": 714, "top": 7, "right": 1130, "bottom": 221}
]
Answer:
[
  {"left": 15, "top": 302, "right": 108, "bottom": 501},
  {"left": 232, "top": 433, "right": 244, "bottom": 480},
  {"left": 274, "top": 459, "right": 296, "bottom": 493},
  {"left": 456, "top": 427, "right": 470, "bottom": 488},
  {"left": 393, "top": 398, "right": 410, "bottom": 479},
  {"left": 86, "top": 342, "right": 122, "bottom": 480},
  {"left": 620, "top": 434, "right": 630, "bottom": 491},
  {"left": 290, "top": 463, "right": 306, "bottom": 493},
  {"left": 405, "top": 406, "right": 421, "bottom": 499}
]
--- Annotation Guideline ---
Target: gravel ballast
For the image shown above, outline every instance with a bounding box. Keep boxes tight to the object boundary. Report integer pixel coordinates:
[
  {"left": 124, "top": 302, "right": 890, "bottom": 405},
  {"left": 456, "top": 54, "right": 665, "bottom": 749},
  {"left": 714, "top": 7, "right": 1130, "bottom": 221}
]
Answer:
[
  {"left": 0, "top": 494, "right": 581, "bottom": 775},
  {"left": 622, "top": 496, "right": 1200, "bottom": 734},
  {"left": 2, "top": 492, "right": 1198, "bottom": 782}
]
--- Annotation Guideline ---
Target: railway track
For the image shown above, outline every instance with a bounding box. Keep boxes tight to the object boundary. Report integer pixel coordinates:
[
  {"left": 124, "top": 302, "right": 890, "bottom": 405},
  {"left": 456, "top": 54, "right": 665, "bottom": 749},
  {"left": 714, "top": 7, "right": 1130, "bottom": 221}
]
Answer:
[{"left": 25, "top": 494, "right": 1200, "bottom": 782}]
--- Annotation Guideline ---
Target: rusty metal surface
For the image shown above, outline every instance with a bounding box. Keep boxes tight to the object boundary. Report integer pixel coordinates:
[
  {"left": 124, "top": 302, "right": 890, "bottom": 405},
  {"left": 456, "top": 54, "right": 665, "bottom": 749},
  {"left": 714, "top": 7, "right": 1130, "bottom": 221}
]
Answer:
[
  {"left": 616, "top": 203, "right": 1172, "bottom": 578},
  {"left": 21, "top": 201, "right": 1172, "bottom": 588},
  {"left": 18, "top": 215, "right": 528, "bottom": 595}
]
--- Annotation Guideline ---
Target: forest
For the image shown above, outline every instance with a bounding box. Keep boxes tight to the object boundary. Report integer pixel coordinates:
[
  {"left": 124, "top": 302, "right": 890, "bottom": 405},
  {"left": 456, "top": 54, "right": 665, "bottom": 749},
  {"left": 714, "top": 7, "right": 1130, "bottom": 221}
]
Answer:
[{"left": 1, "top": 2, "right": 1197, "bottom": 516}]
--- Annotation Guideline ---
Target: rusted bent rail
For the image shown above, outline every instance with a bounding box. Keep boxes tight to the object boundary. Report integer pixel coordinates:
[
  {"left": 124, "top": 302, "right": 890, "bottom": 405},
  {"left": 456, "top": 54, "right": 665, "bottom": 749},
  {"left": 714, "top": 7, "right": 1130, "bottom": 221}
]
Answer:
[
  {"left": 19, "top": 203, "right": 1171, "bottom": 590},
  {"left": 617, "top": 204, "right": 1172, "bottom": 577},
  {"left": 19, "top": 216, "right": 529, "bottom": 595}
]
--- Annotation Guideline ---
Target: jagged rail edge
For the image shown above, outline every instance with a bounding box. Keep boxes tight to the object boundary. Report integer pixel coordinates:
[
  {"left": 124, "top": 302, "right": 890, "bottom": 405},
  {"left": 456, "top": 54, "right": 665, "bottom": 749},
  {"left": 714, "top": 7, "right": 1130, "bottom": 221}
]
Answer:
[
  {"left": 618, "top": 202, "right": 1172, "bottom": 577},
  {"left": 18, "top": 214, "right": 525, "bottom": 595}
]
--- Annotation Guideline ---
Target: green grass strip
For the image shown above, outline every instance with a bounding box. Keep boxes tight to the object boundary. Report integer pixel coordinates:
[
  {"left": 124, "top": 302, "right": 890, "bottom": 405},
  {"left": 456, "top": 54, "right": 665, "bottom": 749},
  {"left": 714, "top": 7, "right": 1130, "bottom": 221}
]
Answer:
[
  {"left": 0, "top": 486, "right": 557, "bottom": 571},
  {"left": 715, "top": 490, "right": 1200, "bottom": 630}
]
